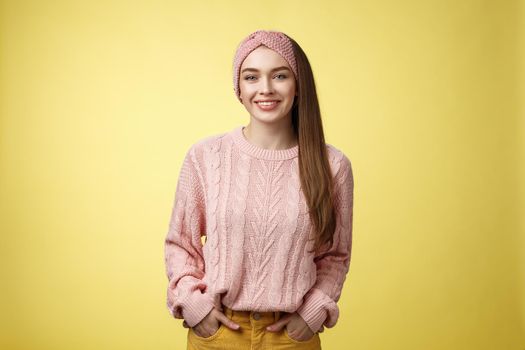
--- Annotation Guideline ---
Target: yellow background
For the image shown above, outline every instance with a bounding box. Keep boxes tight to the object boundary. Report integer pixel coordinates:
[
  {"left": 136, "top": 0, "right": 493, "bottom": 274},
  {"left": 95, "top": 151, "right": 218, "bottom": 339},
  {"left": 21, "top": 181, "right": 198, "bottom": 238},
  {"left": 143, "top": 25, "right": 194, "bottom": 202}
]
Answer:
[{"left": 1, "top": 0, "right": 523, "bottom": 349}]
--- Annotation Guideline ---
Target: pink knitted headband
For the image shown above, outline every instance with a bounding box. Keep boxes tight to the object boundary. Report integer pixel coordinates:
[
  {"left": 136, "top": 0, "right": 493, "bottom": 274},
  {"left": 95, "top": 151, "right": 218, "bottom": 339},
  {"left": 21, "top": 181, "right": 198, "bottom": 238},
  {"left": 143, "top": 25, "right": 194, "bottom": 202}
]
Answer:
[{"left": 232, "top": 30, "right": 298, "bottom": 103}]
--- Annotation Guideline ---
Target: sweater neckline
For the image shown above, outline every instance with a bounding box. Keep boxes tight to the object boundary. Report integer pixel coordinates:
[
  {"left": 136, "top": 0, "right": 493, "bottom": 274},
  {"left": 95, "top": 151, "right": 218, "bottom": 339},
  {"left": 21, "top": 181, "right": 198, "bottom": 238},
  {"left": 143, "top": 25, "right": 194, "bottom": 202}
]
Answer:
[{"left": 231, "top": 125, "right": 299, "bottom": 160}]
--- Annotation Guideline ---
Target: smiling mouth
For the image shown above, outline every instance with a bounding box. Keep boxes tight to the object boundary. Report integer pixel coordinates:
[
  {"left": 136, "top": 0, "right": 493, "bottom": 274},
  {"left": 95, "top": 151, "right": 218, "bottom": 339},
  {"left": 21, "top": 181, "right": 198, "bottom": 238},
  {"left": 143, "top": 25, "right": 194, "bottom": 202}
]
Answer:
[
  {"left": 255, "top": 100, "right": 281, "bottom": 110},
  {"left": 255, "top": 100, "right": 280, "bottom": 105}
]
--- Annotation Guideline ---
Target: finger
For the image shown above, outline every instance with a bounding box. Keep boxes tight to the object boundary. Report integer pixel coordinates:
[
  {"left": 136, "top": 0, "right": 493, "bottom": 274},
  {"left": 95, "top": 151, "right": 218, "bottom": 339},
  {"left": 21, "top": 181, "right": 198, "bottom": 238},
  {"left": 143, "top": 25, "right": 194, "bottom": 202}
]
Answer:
[
  {"left": 266, "top": 314, "right": 291, "bottom": 332},
  {"left": 216, "top": 312, "right": 240, "bottom": 330}
]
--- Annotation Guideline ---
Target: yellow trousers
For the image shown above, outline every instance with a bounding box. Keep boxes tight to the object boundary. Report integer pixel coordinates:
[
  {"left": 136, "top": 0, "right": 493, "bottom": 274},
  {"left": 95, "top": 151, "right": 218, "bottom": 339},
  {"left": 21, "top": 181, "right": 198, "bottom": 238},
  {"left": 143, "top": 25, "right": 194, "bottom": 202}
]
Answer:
[{"left": 187, "top": 305, "right": 322, "bottom": 349}]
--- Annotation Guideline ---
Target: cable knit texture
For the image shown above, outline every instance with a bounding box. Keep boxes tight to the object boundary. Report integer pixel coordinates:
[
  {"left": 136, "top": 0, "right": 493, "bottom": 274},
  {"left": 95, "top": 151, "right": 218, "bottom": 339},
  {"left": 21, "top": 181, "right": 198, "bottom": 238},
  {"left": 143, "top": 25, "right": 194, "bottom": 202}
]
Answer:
[{"left": 164, "top": 125, "right": 354, "bottom": 334}]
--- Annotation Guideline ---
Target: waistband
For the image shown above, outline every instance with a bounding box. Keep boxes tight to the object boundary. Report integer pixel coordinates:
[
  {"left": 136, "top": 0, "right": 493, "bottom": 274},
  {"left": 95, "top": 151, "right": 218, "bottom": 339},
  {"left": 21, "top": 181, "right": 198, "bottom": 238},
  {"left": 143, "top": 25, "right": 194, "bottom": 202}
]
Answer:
[{"left": 222, "top": 305, "right": 283, "bottom": 323}]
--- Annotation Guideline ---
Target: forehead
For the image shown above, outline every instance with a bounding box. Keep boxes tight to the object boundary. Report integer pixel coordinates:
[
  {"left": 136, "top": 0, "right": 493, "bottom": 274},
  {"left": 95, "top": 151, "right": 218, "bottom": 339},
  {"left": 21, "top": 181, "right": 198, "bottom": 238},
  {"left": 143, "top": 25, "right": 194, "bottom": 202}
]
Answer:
[{"left": 241, "top": 46, "right": 290, "bottom": 71}]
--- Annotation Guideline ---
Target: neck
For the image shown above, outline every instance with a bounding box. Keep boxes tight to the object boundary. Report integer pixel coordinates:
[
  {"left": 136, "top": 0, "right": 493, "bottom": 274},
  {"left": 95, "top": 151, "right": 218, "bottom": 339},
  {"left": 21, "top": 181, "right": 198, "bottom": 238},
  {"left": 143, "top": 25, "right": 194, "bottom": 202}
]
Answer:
[{"left": 243, "top": 120, "right": 297, "bottom": 151}]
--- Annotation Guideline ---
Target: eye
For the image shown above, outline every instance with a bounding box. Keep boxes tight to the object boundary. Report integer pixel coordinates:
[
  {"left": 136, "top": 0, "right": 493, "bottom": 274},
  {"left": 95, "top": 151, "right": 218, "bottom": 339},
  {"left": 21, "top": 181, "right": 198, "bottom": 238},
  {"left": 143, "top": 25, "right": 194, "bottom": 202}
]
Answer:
[{"left": 243, "top": 74, "right": 287, "bottom": 81}]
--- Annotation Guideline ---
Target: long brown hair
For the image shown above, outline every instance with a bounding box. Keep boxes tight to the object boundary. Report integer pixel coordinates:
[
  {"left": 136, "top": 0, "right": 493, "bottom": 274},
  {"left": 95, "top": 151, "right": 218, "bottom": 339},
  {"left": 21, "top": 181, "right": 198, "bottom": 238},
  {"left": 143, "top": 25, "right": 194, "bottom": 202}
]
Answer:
[{"left": 285, "top": 34, "right": 337, "bottom": 256}]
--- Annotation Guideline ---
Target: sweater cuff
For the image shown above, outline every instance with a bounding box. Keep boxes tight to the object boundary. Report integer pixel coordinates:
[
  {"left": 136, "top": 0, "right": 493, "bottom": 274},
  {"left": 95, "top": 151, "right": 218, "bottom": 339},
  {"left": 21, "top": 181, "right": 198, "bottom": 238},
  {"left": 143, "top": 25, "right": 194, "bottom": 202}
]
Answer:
[
  {"left": 295, "top": 288, "right": 331, "bottom": 333},
  {"left": 180, "top": 291, "right": 216, "bottom": 328}
]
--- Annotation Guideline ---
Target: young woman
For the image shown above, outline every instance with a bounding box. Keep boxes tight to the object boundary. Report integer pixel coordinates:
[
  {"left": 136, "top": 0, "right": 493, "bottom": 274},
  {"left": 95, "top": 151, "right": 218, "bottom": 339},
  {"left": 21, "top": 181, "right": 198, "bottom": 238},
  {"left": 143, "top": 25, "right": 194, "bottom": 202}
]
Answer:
[{"left": 164, "top": 29, "right": 354, "bottom": 350}]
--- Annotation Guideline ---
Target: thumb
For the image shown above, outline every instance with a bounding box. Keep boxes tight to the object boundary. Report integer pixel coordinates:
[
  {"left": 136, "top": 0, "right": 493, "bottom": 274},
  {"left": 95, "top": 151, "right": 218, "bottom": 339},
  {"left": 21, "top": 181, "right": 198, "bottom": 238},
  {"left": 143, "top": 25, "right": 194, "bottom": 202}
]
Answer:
[
  {"left": 266, "top": 314, "right": 291, "bottom": 332},
  {"left": 216, "top": 312, "right": 241, "bottom": 330}
]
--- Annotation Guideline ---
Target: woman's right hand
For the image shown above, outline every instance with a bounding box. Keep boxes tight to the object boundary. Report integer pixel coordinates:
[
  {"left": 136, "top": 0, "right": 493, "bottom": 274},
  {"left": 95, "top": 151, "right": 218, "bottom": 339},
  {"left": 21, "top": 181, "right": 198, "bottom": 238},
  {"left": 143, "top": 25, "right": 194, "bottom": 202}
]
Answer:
[{"left": 190, "top": 307, "right": 240, "bottom": 338}]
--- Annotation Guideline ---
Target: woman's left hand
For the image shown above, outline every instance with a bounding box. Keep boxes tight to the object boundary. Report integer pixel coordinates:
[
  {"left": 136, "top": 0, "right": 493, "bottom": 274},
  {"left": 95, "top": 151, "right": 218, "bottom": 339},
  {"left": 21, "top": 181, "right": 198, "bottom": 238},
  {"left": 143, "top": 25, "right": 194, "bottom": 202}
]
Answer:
[{"left": 265, "top": 312, "right": 315, "bottom": 341}]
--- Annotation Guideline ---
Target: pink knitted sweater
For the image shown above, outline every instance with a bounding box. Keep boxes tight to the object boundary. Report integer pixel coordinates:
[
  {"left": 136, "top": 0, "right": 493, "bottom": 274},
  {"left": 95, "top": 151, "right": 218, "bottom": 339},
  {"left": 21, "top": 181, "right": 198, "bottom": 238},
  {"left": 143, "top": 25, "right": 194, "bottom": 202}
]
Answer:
[{"left": 164, "top": 125, "right": 354, "bottom": 334}]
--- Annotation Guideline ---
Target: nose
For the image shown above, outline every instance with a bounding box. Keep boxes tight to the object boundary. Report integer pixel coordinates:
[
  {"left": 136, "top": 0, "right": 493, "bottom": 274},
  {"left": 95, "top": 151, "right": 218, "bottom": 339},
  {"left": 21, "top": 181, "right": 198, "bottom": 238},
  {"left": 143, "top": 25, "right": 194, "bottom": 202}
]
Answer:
[{"left": 259, "top": 76, "right": 275, "bottom": 94}]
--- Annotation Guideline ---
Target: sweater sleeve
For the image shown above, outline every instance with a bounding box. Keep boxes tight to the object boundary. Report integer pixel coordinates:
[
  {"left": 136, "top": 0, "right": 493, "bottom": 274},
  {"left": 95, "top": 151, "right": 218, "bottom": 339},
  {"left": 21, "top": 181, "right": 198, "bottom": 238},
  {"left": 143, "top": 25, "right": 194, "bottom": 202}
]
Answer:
[
  {"left": 296, "top": 153, "right": 354, "bottom": 334},
  {"left": 164, "top": 145, "right": 215, "bottom": 327}
]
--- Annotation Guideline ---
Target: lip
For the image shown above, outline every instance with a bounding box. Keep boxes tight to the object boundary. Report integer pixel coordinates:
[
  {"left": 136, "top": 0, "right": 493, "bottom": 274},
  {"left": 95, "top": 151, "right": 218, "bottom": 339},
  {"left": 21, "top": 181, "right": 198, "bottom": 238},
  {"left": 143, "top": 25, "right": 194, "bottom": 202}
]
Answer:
[{"left": 255, "top": 100, "right": 281, "bottom": 111}]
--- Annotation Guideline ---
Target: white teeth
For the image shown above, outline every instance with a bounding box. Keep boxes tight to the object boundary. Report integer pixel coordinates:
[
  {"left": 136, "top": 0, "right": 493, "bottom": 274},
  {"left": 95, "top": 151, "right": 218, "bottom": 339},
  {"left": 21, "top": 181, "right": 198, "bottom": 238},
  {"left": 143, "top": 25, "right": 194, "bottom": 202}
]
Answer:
[{"left": 257, "top": 101, "right": 278, "bottom": 106}]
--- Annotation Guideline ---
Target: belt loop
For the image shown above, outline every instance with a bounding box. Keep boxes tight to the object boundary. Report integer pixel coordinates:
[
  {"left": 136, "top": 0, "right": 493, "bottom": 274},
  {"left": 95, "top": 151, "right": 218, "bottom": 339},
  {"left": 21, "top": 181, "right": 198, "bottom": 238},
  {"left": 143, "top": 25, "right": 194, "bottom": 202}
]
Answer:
[{"left": 225, "top": 306, "right": 233, "bottom": 318}]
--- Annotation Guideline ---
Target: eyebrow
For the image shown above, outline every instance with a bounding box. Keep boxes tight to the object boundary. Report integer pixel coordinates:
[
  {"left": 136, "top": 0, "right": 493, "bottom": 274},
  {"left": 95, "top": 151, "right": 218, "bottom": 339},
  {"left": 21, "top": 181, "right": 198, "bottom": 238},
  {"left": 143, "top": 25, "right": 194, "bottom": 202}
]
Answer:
[{"left": 241, "top": 66, "right": 291, "bottom": 74}]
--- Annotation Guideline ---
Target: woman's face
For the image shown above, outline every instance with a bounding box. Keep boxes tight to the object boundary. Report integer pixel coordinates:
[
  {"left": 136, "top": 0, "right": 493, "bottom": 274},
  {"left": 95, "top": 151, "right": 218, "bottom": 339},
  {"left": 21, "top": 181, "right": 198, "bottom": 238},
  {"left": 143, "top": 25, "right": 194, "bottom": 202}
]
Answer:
[{"left": 239, "top": 46, "right": 297, "bottom": 125}]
